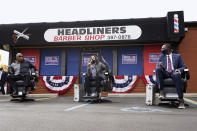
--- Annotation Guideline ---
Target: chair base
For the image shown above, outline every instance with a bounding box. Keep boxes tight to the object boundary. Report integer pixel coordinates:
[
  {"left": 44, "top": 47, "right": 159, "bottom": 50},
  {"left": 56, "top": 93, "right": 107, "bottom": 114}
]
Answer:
[
  {"left": 10, "top": 97, "right": 34, "bottom": 102},
  {"left": 159, "top": 93, "right": 179, "bottom": 101}
]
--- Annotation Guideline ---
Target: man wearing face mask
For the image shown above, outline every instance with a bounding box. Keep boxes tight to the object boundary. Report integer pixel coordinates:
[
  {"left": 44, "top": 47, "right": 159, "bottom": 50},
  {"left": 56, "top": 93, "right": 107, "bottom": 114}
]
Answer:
[
  {"left": 0, "top": 66, "right": 8, "bottom": 95},
  {"left": 84, "top": 55, "right": 110, "bottom": 96},
  {"left": 7, "top": 53, "right": 38, "bottom": 96},
  {"left": 155, "top": 44, "right": 186, "bottom": 109}
]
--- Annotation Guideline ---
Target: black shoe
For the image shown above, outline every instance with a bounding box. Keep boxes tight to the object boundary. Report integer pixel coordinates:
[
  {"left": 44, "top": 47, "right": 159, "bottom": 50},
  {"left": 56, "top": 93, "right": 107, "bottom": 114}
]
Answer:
[
  {"left": 178, "top": 99, "right": 185, "bottom": 109},
  {"left": 12, "top": 92, "right": 17, "bottom": 97},
  {"left": 31, "top": 87, "right": 35, "bottom": 91},
  {"left": 91, "top": 92, "right": 98, "bottom": 97},
  {"left": 159, "top": 90, "right": 165, "bottom": 99},
  {"left": 85, "top": 92, "right": 90, "bottom": 96}
]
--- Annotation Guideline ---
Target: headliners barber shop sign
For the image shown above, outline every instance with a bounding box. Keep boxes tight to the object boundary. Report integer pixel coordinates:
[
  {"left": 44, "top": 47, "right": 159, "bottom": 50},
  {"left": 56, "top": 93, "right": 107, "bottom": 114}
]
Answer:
[{"left": 44, "top": 25, "right": 142, "bottom": 42}]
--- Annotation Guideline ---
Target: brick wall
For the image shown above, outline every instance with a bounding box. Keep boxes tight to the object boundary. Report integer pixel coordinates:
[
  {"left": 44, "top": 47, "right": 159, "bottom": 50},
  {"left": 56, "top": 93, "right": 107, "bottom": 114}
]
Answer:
[
  {"left": 131, "top": 78, "right": 146, "bottom": 93},
  {"left": 178, "top": 27, "right": 197, "bottom": 93}
]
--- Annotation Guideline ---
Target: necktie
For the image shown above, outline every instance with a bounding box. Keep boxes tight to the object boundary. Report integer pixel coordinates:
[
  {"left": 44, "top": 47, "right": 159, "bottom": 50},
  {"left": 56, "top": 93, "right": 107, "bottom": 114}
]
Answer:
[{"left": 167, "top": 55, "right": 172, "bottom": 72}]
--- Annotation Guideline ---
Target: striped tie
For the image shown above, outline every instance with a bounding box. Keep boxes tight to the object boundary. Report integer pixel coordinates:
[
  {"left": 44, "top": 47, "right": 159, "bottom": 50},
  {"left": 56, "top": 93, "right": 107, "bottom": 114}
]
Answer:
[{"left": 167, "top": 55, "right": 172, "bottom": 72}]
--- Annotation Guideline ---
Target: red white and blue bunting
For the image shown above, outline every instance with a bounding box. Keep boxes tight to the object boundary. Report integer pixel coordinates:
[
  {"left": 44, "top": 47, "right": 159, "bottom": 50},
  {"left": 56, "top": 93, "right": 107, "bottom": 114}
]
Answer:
[
  {"left": 141, "top": 75, "right": 156, "bottom": 85},
  {"left": 112, "top": 75, "right": 139, "bottom": 93},
  {"left": 41, "top": 76, "right": 77, "bottom": 95}
]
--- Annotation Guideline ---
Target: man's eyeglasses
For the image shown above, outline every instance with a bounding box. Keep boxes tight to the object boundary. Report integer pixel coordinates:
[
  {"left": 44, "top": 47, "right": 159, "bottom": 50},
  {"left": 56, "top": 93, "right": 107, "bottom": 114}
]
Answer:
[{"left": 18, "top": 56, "right": 23, "bottom": 57}]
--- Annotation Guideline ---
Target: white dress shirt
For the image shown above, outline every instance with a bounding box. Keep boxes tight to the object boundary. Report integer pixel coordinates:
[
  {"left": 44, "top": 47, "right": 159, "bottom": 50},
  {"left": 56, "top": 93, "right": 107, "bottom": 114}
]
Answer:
[{"left": 166, "top": 53, "right": 174, "bottom": 71}]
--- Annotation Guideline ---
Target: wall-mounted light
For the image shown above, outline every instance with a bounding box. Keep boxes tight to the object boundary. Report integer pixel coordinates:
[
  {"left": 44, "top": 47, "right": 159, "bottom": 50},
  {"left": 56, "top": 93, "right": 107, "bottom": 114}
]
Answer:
[
  {"left": 184, "top": 28, "right": 188, "bottom": 32},
  {"left": 2, "top": 44, "right": 10, "bottom": 51}
]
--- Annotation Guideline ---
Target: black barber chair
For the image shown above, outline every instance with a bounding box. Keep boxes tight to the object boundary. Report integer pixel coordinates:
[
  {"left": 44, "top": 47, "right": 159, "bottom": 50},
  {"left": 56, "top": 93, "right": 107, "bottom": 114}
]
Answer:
[
  {"left": 11, "top": 69, "right": 37, "bottom": 101},
  {"left": 82, "top": 72, "right": 113, "bottom": 103},
  {"left": 154, "top": 69, "right": 190, "bottom": 104}
]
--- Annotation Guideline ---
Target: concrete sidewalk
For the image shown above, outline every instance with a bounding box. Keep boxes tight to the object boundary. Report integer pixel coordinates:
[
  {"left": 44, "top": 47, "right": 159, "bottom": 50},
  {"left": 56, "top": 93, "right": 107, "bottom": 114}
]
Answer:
[{"left": 108, "top": 93, "right": 197, "bottom": 98}]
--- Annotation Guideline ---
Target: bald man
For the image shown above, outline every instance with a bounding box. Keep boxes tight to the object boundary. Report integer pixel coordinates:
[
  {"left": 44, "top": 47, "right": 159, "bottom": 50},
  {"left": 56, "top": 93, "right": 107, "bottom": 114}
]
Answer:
[{"left": 7, "top": 53, "right": 38, "bottom": 95}]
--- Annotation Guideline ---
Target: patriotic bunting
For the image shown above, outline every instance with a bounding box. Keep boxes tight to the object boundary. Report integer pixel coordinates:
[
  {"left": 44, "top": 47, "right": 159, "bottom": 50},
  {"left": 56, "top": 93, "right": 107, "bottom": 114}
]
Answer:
[
  {"left": 112, "top": 75, "right": 139, "bottom": 93},
  {"left": 41, "top": 76, "right": 77, "bottom": 95},
  {"left": 141, "top": 75, "right": 156, "bottom": 85},
  {"left": 40, "top": 75, "right": 157, "bottom": 94}
]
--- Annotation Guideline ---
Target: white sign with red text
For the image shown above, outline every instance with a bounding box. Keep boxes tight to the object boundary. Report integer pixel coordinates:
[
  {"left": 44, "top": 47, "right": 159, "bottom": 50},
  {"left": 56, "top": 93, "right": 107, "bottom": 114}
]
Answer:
[{"left": 44, "top": 25, "right": 142, "bottom": 42}]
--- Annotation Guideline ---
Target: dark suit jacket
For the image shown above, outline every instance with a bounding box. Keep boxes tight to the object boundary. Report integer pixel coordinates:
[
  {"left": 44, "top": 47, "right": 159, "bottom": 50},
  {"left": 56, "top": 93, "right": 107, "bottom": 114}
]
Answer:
[
  {"left": 87, "top": 61, "right": 110, "bottom": 80},
  {"left": 156, "top": 53, "right": 186, "bottom": 73}
]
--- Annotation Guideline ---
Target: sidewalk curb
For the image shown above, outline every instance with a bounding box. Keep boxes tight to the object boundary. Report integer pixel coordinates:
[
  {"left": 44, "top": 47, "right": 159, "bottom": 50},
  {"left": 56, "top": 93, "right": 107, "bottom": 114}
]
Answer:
[
  {"left": 108, "top": 93, "right": 197, "bottom": 98},
  {"left": 0, "top": 93, "right": 58, "bottom": 98},
  {"left": 184, "top": 93, "right": 197, "bottom": 97},
  {"left": 28, "top": 93, "right": 58, "bottom": 98},
  {"left": 108, "top": 93, "right": 146, "bottom": 97}
]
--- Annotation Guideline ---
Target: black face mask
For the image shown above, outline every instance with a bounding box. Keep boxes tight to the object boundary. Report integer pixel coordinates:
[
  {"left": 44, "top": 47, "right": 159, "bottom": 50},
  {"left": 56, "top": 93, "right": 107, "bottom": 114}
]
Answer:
[
  {"left": 161, "top": 49, "right": 168, "bottom": 55},
  {"left": 91, "top": 60, "right": 96, "bottom": 64}
]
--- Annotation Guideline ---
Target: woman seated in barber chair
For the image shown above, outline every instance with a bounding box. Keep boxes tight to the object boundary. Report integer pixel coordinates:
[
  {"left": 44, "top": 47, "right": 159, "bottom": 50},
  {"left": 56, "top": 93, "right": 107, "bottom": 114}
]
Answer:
[{"left": 84, "top": 55, "right": 113, "bottom": 97}]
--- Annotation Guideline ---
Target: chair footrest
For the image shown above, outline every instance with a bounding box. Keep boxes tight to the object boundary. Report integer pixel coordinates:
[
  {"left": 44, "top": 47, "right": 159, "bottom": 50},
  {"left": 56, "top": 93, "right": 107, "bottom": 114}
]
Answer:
[
  {"left": 82, "top": 96, "right": 98, "bottom": 99},
  {"left": 159, "top": 93, "right": 179, "bottom": 101},
  {"left": 165, "top": 93, "right": 178, "bottom": 98}
]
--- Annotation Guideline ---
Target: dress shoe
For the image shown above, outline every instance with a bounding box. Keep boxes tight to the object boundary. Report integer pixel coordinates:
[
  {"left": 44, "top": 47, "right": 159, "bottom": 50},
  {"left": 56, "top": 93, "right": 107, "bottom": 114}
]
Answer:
[
  {"left": 85, "top": 92, "right": 90, "bottom": 96},
  {"left": 159, "top": 90, "right": 165, "bottom": 99},
  {"left": 178, "top": 99, "right": 185, "bottom": 109},
  {"left": 91, "top": 92, "right": 98, "bottom": 97}
]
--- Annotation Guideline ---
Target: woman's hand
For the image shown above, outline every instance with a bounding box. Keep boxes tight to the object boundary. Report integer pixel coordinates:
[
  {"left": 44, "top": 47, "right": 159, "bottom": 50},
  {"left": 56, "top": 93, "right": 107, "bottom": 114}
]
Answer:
[{"left": 101, "top": 56, "right": 106, "bottom": 63}]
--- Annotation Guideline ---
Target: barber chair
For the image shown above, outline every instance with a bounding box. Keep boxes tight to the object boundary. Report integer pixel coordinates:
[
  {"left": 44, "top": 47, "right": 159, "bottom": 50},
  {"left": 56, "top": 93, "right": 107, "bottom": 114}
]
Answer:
[
  {"left": 153, "top": 69, "right": 190, "bottom": 105},
  {"left": 82, "top": 72, "right": 112, "bottom": 103},
  {"left": 11, "top": 70, "right": 37, "bottom": 101}
]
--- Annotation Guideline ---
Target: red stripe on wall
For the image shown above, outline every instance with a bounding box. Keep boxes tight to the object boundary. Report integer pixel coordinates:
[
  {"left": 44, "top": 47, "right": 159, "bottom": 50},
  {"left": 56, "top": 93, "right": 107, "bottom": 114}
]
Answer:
[
  {"left": 143, "top": 45, "right": 162, "bottom": 75},
  {"left": 21, "top": 48, "right": 40, "bottom": 71}
]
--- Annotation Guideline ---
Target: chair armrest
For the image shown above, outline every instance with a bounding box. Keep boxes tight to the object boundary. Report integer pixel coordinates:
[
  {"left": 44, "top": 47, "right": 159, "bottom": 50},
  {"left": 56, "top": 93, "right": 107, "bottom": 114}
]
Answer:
[
  {"left": 183, "top": 69, "right": 190, "bottom": 80},
  {"left": 184, "top": 69, "right": 189, "bottom": 72},
  {"left": 104, "top": 72, "right": 109, "bottom": 75}
]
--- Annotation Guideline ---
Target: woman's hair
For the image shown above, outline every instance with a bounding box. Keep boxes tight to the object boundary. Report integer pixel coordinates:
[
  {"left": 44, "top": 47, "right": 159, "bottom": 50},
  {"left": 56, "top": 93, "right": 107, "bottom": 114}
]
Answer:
[{"left": 90, "top": 55, "right": 99, "bottom": 63}]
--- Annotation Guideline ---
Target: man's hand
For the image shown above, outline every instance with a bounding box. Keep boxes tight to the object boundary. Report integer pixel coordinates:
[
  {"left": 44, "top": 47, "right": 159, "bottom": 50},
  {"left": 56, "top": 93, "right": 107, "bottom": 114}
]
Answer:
[
  {"left": 36, "top": 73, "right": 39, "bottom": 78},
  {"left": 175, "top": 69, "right": 181, "bottom": 74},
  {"left": 159, "top": 62, "right": 165, "bottom": 68},
  {"left": 35, "top": 71, "right": 39, "bottom": 78}
]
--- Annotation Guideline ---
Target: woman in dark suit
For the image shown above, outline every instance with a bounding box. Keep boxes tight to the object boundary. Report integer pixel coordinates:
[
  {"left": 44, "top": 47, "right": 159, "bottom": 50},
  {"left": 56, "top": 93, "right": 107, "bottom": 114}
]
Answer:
[{"left": 84, "top": 55, "right": 111, "bottom": 96}]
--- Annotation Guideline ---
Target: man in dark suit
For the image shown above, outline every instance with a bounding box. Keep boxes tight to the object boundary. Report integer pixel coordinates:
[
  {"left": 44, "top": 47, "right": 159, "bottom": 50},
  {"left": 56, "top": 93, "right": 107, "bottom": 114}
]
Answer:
[
  {"left": 0, "top": 66, "right": 8, "bottom": 95},
  {"left": 156, "top": 43, "right": 186, "bottom": 109}
]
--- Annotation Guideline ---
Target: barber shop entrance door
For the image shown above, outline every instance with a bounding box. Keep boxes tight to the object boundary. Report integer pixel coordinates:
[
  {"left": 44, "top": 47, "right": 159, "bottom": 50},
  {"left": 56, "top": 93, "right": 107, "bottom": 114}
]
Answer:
[{"left": 80, "top": 47, "right": 100, "bottom": 84}]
